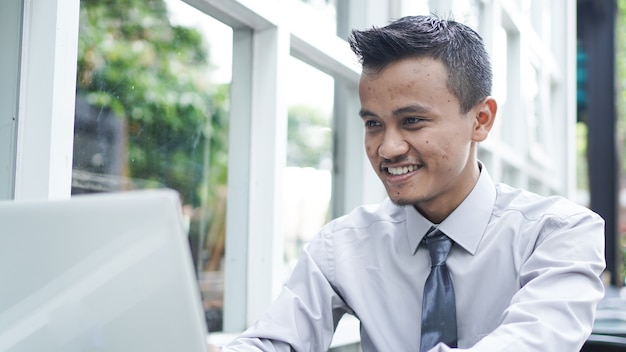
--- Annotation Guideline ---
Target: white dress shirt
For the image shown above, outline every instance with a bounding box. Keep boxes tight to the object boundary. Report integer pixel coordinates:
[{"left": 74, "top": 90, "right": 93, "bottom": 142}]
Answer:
[{"left": 224, "top": 166, "right": 606, "bottom": 351}]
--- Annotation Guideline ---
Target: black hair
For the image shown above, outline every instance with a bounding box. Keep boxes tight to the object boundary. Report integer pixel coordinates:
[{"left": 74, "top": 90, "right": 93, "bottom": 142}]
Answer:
[{"left": 349, "top": 15, "right": 492, "bottom": 113}]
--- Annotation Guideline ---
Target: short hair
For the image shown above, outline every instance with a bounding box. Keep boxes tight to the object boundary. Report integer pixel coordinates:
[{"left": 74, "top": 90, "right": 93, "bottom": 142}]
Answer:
[{"left": 349, "top": 15, "right": 492, "bottom": 114}]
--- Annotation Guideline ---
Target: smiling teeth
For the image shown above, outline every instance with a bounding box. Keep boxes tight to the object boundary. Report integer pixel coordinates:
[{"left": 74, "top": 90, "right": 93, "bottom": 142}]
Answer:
[{"left": 387, "top": 165, "right": 417, "bottom": 175}]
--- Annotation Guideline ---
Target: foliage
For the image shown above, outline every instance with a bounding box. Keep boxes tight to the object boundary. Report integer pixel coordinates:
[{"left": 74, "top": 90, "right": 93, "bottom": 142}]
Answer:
[
  {"left": 287, "top": 105, "right": 332, "bottom": 169},
  {"left": 76, "top": 0, "right": 228, "bottom": 206}
]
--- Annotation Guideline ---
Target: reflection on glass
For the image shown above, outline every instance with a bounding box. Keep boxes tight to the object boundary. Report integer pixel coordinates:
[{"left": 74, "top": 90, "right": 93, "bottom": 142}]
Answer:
[
  {"left": 73, "top": 0, "right": 231, "bottom": 332},
  {"left": 284, "top": 57, "right": 334, "bottom": 277}
]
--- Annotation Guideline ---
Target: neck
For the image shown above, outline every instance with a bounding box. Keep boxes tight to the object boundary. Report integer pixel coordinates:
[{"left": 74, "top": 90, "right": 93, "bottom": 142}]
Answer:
[{"left": 414, "top": 159, "right": 481, "bottom": 224}]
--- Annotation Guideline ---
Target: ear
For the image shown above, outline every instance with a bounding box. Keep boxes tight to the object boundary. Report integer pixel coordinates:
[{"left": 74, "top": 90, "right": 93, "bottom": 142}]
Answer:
[{"left": 472, "top": 97, "right": 497, "bottom": 142}]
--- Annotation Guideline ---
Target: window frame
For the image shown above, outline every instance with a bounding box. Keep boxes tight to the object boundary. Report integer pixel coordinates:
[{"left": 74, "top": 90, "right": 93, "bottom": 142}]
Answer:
[{"left": 12, "top": 0, "right": 80, "bottom": 201}]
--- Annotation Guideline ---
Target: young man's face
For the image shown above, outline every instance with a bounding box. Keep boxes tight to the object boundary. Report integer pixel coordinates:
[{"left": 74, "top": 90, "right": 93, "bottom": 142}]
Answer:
[{"left": 359, "top": 57, "right": 489, "bottom": 222}]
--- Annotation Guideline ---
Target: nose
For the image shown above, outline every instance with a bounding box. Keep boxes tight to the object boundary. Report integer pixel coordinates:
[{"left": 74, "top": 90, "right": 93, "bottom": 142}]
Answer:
[{"left": 378, "top": 129, "right": 409, "bottom": 160}]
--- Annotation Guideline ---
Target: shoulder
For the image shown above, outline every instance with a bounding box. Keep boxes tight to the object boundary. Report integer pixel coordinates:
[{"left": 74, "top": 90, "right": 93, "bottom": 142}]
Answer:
[
  {"left": 303, "top": 198, "right": 408, "bottom": 283},
  {"left": 493, "top": 183, "right": 603, "bottom": 225},
  {"left": 322, "top": 197, "right": 406, "bottom": 235}
]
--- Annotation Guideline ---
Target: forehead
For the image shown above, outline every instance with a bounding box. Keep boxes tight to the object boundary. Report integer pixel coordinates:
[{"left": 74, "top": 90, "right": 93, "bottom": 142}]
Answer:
[
  {"left": 358, "top": 57, "right": 458, "bottom": 111},
  {"left": 360, "top": 57, "right": 448, "bottom": 86}
]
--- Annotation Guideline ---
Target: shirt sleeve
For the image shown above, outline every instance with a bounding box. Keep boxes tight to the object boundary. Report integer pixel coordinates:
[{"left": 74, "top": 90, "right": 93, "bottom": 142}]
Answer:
[
  {"left": 222, "top": 233, "right": 350, "bottom": 352},
  {"left": 433, "top": 210, "right": 606, "bottom": 352}
]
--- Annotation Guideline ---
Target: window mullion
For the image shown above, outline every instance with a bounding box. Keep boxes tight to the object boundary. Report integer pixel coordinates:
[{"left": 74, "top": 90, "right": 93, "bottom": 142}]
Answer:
[{"left": 14, "top": 0, "right": 79, "bottom": 201}]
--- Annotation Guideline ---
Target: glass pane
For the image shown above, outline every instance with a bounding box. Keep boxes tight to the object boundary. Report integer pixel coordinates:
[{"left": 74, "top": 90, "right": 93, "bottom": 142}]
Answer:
[
  {"left": 73, "top": 0, "right": 232, "bottom": 332},
  {"left": 283, "top": 57, "right": 334, "bottom": 276}
]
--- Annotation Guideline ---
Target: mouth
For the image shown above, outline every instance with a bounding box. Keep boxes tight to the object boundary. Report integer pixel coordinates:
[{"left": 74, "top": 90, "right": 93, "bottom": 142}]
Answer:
[{"left": 384, "top": 164, "right": 421, "bottom": 176}]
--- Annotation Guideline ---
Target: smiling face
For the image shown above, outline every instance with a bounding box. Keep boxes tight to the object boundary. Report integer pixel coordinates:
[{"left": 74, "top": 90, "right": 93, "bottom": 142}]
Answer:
[{"left": 359, "top": 57, "right": 495, "bottom": 223}]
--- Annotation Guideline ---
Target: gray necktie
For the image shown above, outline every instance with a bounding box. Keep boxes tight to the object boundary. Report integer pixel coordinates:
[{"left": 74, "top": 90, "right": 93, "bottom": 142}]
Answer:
[{"left": 420, "top": 227, "right": 457, "bottom": 352}]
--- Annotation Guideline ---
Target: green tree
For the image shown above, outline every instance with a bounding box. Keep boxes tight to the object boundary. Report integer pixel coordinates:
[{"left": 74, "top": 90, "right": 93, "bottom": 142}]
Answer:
[
  {"left": 76, "top": 0, "right": 228, "bottom": 207},
  {"left": 287, "top": 105, "right": 332, "bottom": 169}
]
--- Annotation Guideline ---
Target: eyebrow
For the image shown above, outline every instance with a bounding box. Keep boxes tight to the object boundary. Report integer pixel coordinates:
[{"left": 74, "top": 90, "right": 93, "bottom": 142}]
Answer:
[
  {"left": 359, "top": 109, "right": 377, "bottom": 119},
  {"left": 359, "top": 104, "right": 432, "bottom": 119},
  {"left": 392, "top": 104, "right": 432, "bottom": 116}
]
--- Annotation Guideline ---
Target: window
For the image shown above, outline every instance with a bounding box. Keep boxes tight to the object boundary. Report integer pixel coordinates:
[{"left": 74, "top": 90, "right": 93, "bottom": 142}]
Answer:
[
  {"left": 283, "top": 57, "right": 334, "bottom": 277},
  {"left": 73, "top": 0, "right": 232, "bottom": 332}
]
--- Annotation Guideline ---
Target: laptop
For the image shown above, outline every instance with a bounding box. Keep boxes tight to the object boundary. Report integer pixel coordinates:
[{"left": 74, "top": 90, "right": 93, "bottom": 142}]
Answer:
[{"left": 0, "top": 189, "right": 209, "bottom": 352}]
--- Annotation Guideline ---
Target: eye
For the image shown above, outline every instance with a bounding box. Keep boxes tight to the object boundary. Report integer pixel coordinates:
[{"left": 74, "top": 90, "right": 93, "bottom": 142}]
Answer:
[
  {"left": 404, "top": 117, "right": 424, "bottom": 125},
  {"left": 364, "top": 120, "right": 381, "bottom": 128}
]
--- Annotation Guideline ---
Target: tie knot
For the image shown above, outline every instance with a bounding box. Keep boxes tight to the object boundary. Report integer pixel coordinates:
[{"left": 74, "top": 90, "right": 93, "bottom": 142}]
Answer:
[{"left": 423, "top": 228, "right": 452, "bottom": 267}]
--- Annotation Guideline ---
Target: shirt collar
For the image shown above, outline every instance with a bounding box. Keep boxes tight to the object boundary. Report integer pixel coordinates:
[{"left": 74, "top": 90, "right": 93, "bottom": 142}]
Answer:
[{"left": 405, "top": 161, "right": 496, "bottom": 255}]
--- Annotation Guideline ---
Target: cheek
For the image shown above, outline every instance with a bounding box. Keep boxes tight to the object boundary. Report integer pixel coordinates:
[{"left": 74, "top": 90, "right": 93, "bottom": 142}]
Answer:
[
  {"left": 420, "top": 138, "right": 454, "bottom": 163},
  {"left": 431, "top": 127, "right": 468, "bottom": 156},
  {"left": 364, "top": 144, "right": 380, "bottom": 170},
  {"left": 436, "top": 140, "right": 471, "bottom": 168},
  {"left": 364, "top": 138, "right": 378, "bottom": 156}
]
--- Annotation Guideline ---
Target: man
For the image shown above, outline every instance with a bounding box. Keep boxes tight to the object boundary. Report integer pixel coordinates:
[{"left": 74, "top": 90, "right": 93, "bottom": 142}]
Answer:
[{"left": 220, "top": 15, "right": 606, "bottom": 351}]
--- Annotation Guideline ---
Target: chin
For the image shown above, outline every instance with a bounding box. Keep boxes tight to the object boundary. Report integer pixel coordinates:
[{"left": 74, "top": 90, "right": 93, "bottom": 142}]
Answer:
[
  {"left": 387, "top": 195, "right": 419, "bottom": 207},
  {"left": 383, "top": 184, "right": 424, "bottom": 205}
]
